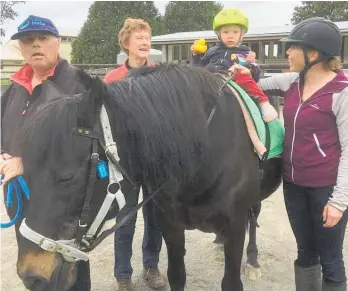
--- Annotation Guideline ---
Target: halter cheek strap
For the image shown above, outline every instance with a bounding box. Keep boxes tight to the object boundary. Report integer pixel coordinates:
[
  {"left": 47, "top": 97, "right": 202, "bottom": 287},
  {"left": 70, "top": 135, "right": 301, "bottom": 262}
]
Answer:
[{"left": 299, "top": 46, "right": 330, "bottom": 93}]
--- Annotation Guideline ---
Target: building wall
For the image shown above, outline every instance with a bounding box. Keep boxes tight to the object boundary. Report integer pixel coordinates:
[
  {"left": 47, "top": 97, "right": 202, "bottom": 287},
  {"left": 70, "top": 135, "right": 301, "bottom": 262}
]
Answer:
[
  {"left": 160, "top": 40, "right": 288, "bottom": 63},
  {"left": 157, "top": 34, "right": 348, "bottom": 64},
  {"left": 59, "top": 40, "right": 73, "bottom": 63},
  {"left": 1, "top": 60, "right": 25, "bottom": 79}
]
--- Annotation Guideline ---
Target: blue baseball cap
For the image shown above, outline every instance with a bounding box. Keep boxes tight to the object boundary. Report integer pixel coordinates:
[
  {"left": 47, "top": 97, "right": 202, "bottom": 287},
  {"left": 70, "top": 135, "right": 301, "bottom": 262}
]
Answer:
[{"left": 11, "top": 15, "right": 59, "bottom": 40}]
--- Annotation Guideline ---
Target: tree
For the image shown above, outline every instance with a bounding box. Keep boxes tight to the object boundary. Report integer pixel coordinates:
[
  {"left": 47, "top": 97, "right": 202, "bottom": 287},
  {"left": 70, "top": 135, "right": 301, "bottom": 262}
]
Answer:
[
  {"left": 71, "top": 1, "right": 163, "bottom": 64},
  {"left": 292, "top": 1, "right": 348, "bottom": 24},
  {"left": 163, "top": 1, "right": 223, "bottom": 34},
  {"left": 0, "top": 1, "right": 25, "bottom": 38}
]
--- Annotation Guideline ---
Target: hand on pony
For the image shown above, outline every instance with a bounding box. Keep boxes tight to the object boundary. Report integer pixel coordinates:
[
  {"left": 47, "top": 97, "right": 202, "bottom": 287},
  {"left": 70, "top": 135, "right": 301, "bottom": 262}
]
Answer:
[
  {"left": 0, "top": 154, "right": 24, "bottom": 185},
  {"left": 228, "top": 64, "right": 251, "bottom": 80},
  {"left": 246, "top": 51, "right": 256, "bottom": 63}
]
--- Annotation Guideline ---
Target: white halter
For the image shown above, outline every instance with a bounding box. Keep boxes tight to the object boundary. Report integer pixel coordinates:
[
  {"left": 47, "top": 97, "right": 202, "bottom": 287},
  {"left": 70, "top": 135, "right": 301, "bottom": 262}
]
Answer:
[{"left": 19, "top": 105, "right": 126, "bottom": 262}]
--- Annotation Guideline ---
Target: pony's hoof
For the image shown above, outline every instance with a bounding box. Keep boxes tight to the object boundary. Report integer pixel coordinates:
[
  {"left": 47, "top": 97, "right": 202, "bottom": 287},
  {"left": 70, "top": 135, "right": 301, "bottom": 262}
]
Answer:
[{"left": 244, "top": 263, "right": 262, "bottom": 281}]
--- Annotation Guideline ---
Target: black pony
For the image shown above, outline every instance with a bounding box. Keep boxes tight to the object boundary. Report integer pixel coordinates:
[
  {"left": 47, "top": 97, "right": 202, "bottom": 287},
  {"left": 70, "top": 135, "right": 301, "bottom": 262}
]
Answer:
[{"left": 10, "top": 63, "right": 282, "bottom": 291}]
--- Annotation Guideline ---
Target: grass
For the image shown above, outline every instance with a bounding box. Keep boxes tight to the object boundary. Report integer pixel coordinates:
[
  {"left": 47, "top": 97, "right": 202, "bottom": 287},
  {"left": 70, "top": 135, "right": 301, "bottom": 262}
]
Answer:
[{"left": 1, "top": 79, "right": 12, "bottom": 86}]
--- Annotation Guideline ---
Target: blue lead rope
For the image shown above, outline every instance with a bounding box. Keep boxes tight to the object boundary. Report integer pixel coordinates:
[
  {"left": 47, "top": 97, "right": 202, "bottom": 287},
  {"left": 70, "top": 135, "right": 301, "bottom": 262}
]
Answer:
[
  {"left": 0, "top": 160, "right": 106, "bottom": 229},
  {"left": 0, "top": 176, "right": 30, "bottom": 228}
]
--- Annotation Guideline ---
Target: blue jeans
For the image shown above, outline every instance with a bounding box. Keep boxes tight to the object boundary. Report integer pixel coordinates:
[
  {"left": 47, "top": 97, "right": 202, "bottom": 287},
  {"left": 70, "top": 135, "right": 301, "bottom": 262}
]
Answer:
[
  {"left": 283, "top": 181, "right": 348, "bottom": 285},
  {"left": 114, "top": 185, "right": 162, "bottom": 280}
]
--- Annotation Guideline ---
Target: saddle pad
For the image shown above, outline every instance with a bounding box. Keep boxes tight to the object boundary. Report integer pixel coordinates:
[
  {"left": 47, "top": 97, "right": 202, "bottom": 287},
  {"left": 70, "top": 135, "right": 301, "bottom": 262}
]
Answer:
[{"left": 219, "top": 76, "right": 285, "bottom": 159}]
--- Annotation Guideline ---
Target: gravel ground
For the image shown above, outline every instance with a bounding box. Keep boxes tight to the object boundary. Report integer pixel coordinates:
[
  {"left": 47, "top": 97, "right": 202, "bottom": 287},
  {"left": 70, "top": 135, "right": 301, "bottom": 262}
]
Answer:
[{"left": 1, "top": 185, "right": 347, "bottom": 291}]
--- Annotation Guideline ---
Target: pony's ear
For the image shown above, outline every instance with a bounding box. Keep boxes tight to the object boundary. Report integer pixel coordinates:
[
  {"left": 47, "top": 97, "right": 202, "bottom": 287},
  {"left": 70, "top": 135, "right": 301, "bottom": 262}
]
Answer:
[
  {"left": 77, "top": 69, "right": 94, "bottom": 87},
  {"left": 77, "top": 69, "right": 107, "bottom": 106}
]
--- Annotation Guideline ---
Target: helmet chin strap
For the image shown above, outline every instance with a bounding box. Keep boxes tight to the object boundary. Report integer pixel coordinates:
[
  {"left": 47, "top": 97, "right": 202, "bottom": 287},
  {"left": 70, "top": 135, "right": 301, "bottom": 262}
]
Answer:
[
  {"left": 299, "top": 46, "right": 328, "bottom": 94},
  {"left": 237, "top": 33, "right": 243, "bottom": 45}
]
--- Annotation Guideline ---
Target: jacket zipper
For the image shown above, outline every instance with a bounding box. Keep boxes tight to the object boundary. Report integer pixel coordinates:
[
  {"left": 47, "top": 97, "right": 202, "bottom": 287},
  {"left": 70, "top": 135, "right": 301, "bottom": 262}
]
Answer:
[
  {"left": 290, "top": 83, "right": 336, "bottom": 182},
  {"left": 21, "top": 85, "right": 40, "bottom": 116},
  {"left": 313, "top": 133, "right": 326, "bottom": 157},
  {"left": 290, "top": 101, "right": 303, "bottom": 183},
  {"left": 22, "top": 101, "right": 30, "bottom": 116}
]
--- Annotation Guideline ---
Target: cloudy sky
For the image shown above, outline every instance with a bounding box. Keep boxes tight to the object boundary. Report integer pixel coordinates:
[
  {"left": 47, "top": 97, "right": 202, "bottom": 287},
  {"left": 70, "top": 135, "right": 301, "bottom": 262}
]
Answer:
[{"left": 2, "top": 0, "right": 301, "bottom": 42}]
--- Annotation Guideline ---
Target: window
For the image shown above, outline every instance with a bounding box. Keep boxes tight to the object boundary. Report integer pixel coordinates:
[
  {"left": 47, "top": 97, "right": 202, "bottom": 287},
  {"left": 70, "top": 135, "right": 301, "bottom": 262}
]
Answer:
[
  {"left": 273, "top": 43, "right": 278, "bottom": 58},
  {"left": 60, "top": 36, "right": 74, "bottom": 43},
  {"left": 173, "top": 45, "right": 180, "bottom": 61},
  {"left": 181, "top": 44, "right": 189, "bottom": 61},
  {"left": 250, "top": 42, "right": 260, "bottom": 58},
  {"left": 263, "top": 42, "right": 270, "bottom": 59},
  {"left": 152, "top": 44, "right": 161, "bottom": 50},
  {"left": 276, "top": 41, "right": 283, "bottom": 58}
]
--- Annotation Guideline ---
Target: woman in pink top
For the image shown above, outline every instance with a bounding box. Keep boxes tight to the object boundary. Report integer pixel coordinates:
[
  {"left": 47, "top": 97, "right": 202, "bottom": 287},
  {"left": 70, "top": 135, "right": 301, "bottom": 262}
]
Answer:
[
  {"left": 104, "top": 18, "right": 152, "bottom": 83},
  {"left": 104, "top": 18, "right": 165, "bottom": 291}
]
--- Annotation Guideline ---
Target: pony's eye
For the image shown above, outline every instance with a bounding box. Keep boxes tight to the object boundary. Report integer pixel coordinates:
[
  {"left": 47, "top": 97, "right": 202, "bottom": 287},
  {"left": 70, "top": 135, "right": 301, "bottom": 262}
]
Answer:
[{"left": 54, "top": 172, "right": 75, "bottom": 183}]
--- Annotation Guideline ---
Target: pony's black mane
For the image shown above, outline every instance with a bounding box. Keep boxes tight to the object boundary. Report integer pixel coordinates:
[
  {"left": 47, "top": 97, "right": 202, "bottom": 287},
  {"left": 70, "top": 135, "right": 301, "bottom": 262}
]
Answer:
[
  {"left": 12, "top": 85, "right": 101, "bottom": 176},
  {"left": 14, "top": 63, "right": 225, "bottom": 193},
  {"left": 105, "top": 63, "right": 224, "bottom": 191},
  {"left": 12, "top": 94, "right": 80, "bottom": 173}
]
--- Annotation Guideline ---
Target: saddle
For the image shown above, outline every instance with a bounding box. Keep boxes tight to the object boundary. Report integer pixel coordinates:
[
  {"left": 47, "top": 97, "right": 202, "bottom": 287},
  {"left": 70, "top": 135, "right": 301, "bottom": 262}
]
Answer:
[{"left": 219, "top": 75, "right": 285, "bottom": 160}]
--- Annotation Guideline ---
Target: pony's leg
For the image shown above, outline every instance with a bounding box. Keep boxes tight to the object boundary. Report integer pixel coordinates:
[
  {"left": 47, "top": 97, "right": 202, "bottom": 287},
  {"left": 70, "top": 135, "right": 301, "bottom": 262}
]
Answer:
[
  {"left": 213, "top": 232, "right": 225, "bottom": 245},
  {"left": 69, "top": 261, "right": 91, "bottom": 291},
  {"left": 245, "top": 202, "right": 262, "bottom": 281},
  {"left": 155, "top": 208, "right": 186, "bottom": 291},
  {"left": 165, "top": 228, "right": 186, "bottom": 291},
  {"left": 222, "top": 209, "right": 248, "bottom": 291}
]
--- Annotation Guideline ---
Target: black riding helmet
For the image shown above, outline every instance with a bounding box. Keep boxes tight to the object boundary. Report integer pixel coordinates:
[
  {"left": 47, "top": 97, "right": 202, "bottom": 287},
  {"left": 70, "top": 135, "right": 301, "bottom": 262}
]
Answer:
[{"left": 280, "top": 17, "right": 342, "bottom": 80}]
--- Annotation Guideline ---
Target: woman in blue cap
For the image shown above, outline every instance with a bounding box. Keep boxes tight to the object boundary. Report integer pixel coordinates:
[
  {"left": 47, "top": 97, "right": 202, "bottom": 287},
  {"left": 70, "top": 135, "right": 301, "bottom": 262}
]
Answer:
[{"left": 1, "top": 15, "right": 91, "bottom": 291}]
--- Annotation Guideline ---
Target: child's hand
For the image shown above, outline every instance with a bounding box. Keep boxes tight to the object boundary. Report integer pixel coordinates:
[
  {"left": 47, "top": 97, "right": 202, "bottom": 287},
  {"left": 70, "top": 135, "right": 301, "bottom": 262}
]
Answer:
[
  {"left": 191, "top": 43, "right": 199, "bottom": 55},
  {"left": 246, "top": 51, "right": 256, "bottom": 63},
  {"left": 191, "top": 39, "right": 207, "bottom": 55},
  {"left": 229, "top": 64, "right": 251, "bottom": 76},
  {"left": 259, "top": 102, "right": 279, "bottom": 123}
]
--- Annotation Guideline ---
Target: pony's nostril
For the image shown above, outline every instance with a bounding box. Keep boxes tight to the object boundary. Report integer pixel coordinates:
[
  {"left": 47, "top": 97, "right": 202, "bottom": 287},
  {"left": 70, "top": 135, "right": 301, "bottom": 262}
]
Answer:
[{"left": 21, "top": 272, "right": 49, "bottom": 291}]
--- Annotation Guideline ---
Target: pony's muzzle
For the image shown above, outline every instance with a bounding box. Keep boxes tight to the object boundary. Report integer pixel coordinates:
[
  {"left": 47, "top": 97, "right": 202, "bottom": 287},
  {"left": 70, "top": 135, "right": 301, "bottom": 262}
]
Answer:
[
  {"left": 17, "top": 250, "right": 59, "bottom": 290},
  {"left": 17, "top": 250, "right": 77, "bottom": 291},
  {"left": 20, "top": 271, "right": 49, "bottom": 291}
]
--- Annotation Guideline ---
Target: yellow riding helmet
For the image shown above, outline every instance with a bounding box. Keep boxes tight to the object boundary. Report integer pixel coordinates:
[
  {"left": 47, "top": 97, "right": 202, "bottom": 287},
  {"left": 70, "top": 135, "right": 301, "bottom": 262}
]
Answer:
[{"left": 213, "top": 8, "right": 249, "bottom": 33}]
